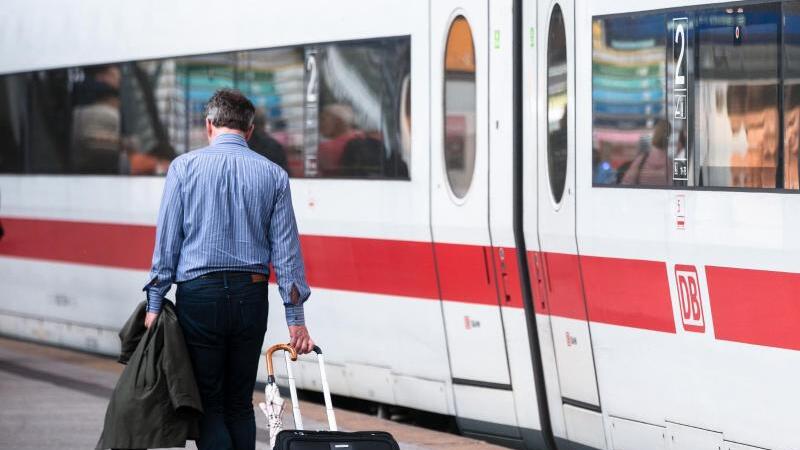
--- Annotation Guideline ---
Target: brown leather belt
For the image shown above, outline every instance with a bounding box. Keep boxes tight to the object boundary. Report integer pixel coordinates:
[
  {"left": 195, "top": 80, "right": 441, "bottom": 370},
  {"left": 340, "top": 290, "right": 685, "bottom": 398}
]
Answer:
[
  {"left": 251, "top": 273, "right": 268, "bottom": 283},
  {"left": 197, "top": 271, "right": 267, "bottom": 283}
]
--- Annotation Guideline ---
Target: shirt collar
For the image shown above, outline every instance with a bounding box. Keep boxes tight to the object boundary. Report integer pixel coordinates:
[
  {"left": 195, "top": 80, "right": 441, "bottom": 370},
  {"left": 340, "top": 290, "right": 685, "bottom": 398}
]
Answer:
[{"left": 212, "top": 133, "right": 248, "bottom": 147}]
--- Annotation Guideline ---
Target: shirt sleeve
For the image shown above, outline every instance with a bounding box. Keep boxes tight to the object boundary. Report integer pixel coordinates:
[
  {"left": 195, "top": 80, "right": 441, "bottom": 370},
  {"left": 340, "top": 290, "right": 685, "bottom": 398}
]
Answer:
[
  {"left": 143, "top": 162, "right": 185, "bottom": 313},
  {"left": 268, "top": 173, "right": 310, "bottom": 326}
]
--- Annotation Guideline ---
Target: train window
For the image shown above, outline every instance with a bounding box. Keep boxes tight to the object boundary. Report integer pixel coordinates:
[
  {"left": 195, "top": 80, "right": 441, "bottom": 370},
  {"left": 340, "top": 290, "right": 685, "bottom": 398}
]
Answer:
[
  {"left": 784, "top": 2, "right": 800, "bottom": 189},
  {"left": 591, "top": 12, "right": 670, "bottom": 186},
  {"left": 0, "top": 36, "right": 411, "bottom": 180},
  {"left": 121, "top": 60, "right": 200, "bottom": 175},
  {"left": 400, "top": 75, "right": 412, "bottom": 168},
  {"left": 236, "top": 49, "right": 303, "bottom": 175},
  {"left": 315, "top": 38, "right": 411, "bottom": 179},
  {"left": 0, "top": 75, "right": 27, "bottom": 172},
  {"left": 695, "top": 3, "right": 781, "bottom": 189},
  {"left": 443, "top": 15, "right": 477, "bottom": 199},
  {"left": 0, "top": 70, "right": 77, "bottom": 174},
  {"left": 547, "top": 5, "right": 568, "bottom": 203},
  {"left": 593, "top": 1, "right": 800, "bottom": 191}
]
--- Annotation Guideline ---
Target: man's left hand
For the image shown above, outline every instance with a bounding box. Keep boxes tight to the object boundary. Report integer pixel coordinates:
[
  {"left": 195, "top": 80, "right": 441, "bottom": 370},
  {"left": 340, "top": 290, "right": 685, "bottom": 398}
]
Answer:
[{"left": 144, "top": 312, "right": 159, "bottom": 329}]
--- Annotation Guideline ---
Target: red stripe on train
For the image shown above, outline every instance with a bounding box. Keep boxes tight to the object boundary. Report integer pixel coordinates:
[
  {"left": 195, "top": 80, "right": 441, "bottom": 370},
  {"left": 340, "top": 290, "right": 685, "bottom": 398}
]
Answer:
[
  {"left": 528, "top": 251, "right": 675, "bottom": 333},
  {"left": 537, "top": 252, "right": 587, "bottom": 320},
  {"left": 0, "top": 217, "right": 679, "bottom": 335},
  {"left": 581, "top": 255, "right": 676, "bottom": 334},
  {"left": 302, "top": 235, "right": 439, "bottom": 300},
  {"left": 435, "top": 243, "right": 500, "bottom": 306},
  {"left": 0, "top": 217, "right": 154, "bottom": 270},
  {"left": 707, "top": 266, "right": 800, "bottom": 351},
  {"left": 0, "top": 217, "right": 443, "bottom": 298},
  {"left": 3, "top": 217, "right": 800, "bottom": 351}
]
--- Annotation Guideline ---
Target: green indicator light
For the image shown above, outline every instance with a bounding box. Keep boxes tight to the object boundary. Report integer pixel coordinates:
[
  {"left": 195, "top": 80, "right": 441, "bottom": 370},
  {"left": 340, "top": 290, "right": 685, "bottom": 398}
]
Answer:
[{"left": 494, "top": 30, "right": 500, "bottom": 49}]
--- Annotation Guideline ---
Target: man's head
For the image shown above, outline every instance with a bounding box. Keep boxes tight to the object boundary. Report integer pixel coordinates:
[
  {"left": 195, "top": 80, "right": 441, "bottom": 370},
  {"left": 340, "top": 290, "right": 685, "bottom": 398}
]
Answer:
[
  {"left": 204, "top": 89, "right": 256, "bottom": 142},
  {"left": 85, "top": 64, "right": 121, "bottom": 90},
  {"left": 651, "top": 118, "right": 671, "bottom": 151},
  {"left": 319, "top": 104, "right": 354, "bottom": 138}
]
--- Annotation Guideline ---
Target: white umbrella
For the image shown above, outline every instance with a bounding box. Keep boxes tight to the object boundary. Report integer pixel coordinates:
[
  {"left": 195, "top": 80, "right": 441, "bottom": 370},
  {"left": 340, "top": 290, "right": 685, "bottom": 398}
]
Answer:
[
  {"left": 261, "top": 344, "right": 297, "bottom": 449},
  {"left": 259, "top": 383, "right": 285, "bottom": 449}
]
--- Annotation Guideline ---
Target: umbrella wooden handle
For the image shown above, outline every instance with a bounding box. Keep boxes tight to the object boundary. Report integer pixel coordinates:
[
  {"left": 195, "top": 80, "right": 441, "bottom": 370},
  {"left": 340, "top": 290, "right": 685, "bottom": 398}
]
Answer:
[{"left": 266, "top": 343, "right": 297, "bottom": 381}]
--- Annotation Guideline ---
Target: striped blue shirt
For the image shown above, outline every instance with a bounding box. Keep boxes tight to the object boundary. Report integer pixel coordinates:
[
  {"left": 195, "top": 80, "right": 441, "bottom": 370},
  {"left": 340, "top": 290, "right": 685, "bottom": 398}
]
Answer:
[{"left": 144, "top": 133, "right": 310, "bottom": 325}]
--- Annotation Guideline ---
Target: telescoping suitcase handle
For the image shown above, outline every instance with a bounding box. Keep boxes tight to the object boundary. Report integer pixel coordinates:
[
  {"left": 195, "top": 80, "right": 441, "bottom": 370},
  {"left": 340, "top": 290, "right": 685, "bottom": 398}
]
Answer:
[{"left": 265, "top": 343, "right": 338, "bottom": 432}]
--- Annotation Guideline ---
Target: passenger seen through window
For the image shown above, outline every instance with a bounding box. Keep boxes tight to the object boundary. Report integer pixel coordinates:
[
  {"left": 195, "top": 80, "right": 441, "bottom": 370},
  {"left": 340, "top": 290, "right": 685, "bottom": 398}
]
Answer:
[{"left": 591, "top": 12, "right": 670, "bottom": 186}]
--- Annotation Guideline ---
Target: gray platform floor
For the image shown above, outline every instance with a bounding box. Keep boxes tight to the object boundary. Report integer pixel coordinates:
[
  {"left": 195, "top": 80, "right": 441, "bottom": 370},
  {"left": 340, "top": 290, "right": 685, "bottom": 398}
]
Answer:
[{"left": 0, "top": 337, "right": 501, "bottom": 450}]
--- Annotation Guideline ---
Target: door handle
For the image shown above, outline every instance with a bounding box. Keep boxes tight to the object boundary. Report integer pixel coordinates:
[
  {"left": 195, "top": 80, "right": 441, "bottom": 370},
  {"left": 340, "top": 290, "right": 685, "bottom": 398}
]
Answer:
[
  {"left": 542, "top": 252, "right": 553, "bottom": 293},
  {"left": 531, "top": 252, "right": 548, "bottom": 311},
  {"left": 481, "top": 246, "right": 492, "bottom": 284},
  {"left": 497, "top": 247, "right": 512, "bottom": 303}
]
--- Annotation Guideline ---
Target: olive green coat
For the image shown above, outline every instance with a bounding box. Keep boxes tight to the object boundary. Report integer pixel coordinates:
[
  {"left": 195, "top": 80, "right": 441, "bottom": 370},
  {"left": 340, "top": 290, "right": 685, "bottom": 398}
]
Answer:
[{"left": 96, "top": 300, "right": 202, "bottom": 449}]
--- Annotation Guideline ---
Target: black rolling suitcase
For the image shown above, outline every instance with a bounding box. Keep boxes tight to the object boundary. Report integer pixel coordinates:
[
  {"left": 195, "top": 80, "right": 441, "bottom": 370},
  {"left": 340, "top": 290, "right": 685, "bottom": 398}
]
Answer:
[{"left": 266, "top": 343, "right": 400, "bottom": 450}]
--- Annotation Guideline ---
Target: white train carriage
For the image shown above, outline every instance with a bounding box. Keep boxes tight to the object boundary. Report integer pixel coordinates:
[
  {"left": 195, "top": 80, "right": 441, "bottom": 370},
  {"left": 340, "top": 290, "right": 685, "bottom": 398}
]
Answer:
[{"left": 0, "top": 1, "right": 798, "bottom": 449}]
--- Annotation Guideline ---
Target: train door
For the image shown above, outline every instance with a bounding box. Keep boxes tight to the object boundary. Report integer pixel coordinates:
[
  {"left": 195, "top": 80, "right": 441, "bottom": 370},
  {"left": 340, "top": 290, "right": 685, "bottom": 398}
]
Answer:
[
  {"left": 430, "top": 0, "right": 515, "bottom": 428},
  {"left": 534, "top": 0, "right": 606, "bottom": 447}
]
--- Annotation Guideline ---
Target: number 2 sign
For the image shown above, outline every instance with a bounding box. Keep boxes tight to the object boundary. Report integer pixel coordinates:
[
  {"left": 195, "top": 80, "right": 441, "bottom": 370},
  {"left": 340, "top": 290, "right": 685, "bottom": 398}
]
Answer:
[
  {"left": 674, "top": 265, "right": 705, "bottom": 333},
  {"left": 673, "top": 20, "right": 686, "bottom": 88},
  {"left": 671, "top": 17, "right": 689, "bottom": 182},
  {"left": 303, "top": 48, "right": 320, "bottom": 178}
]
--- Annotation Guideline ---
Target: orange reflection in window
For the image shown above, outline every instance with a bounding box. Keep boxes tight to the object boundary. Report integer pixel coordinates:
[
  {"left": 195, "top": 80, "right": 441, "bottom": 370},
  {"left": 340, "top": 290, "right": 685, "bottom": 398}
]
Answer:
[
  {"left": 443, "top": 15, "right": 477, "bottom": 199},
  {"left": 445, "top": 17, "right": 475, "bottom": 74},
  {"left": 785, "top": 85, "right": 800, "bottom": 189},
  {"left": 727, "top": 85, "right": 779, "bottom": 188}
]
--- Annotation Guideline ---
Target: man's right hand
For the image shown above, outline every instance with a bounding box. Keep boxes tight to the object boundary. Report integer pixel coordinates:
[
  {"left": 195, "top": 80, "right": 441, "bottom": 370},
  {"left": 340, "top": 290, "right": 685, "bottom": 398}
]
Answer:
[
  {"left": 144, "top": 311, "right": 159, "bottom": 329},
  {"left": 289, "top": 325, "right": 315, "bottom": 354}
]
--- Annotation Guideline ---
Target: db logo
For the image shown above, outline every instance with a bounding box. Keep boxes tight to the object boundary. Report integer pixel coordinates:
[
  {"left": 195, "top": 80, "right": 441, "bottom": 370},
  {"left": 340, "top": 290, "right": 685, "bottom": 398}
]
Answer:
[{"left": 674, "top": 265, "right": 705, "bottom": 333}]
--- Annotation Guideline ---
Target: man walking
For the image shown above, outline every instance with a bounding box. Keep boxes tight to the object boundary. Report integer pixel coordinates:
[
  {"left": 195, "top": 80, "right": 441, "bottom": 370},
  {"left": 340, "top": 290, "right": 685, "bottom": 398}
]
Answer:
[{"left": 143, "top": 89, "right": 314, "bottom": 450}]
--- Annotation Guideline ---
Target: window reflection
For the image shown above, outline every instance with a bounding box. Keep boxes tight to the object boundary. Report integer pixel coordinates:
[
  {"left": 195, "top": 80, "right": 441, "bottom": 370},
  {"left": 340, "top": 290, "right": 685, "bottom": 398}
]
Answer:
[
  {"left": 0, "top": 75, "right": 25, "bottom": 172},
  {"left": 591, "top": 13, "right": 669, "bottom": 186},
  {"left": 592, "top": 2, "right": 800, "bottom": 191},
  {"left": 121, "top": 61, "right": 181, "bottom": 175},
  {"left": 784, "top": 2, "right": 800, "bottom": 189},
  {"left": 71, "top": 64, "right": 124, "bottom": 174},
  {"left": 444, "top": 16, "right": 477, "bottom": 199},
  {"left": 28, "top": 70, "right": 73, "bottom": 173},
  {"left": 0, "top": 36, "right": 410, "bottom": 179},
  {"left": 547, "top": 5, "right": 569, "bottom": 201},
  {"left": 317, "top": 40, "right": 410, "bottom": 179},
  {"left": 235, "top": 48, "right": 304, "bottom": 175},
  {"left": 695, "top": 3, "right": 780, "bottom": 188}
]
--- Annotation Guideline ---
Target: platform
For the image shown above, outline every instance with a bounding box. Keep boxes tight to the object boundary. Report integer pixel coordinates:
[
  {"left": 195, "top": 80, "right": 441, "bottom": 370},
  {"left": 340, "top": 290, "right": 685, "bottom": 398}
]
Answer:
[{"left": 0, "top": 336, "right": 502, "bottom": 450}]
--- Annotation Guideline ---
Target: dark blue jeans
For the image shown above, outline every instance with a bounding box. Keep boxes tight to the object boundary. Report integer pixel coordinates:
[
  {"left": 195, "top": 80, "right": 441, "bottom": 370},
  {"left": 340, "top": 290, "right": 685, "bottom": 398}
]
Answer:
[{"left": 176, "top": 272, "right": 269, "bottom": 450}]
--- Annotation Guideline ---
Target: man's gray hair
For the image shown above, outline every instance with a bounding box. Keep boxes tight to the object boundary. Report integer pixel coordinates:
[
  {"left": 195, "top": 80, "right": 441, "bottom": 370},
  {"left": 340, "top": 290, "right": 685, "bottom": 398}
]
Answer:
[{"left": 204, "top": 88, "right": 256, "bottom": 132}]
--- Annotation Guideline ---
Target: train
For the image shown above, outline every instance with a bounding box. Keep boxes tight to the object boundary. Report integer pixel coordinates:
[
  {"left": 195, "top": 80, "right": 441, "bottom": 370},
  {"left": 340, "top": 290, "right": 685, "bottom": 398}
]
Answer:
[{"left": 1, "top": 0, "right": 799, "bottom": 449}]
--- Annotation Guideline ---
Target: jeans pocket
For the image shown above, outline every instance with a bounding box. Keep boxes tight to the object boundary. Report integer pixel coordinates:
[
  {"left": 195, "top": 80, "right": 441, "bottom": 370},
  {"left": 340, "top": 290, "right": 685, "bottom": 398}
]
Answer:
[
  {"left": 176, "top": 301, "right": 218, "bottom": 337},
  {"left": 238, "top": 297, "right": 268, "bottom": 335}
]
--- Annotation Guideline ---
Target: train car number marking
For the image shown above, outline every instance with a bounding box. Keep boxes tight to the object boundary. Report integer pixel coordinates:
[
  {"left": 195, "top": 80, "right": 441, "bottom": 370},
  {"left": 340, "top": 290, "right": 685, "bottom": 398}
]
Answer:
[
  {"left": 674, "top": 265, "right": 705, "bottom": 333},
  {"left": 674, "top": 194, "right": 686, "bottom": 230},
  {"left": 671, "top": 17, "right": 689, "bottom": 182}
]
